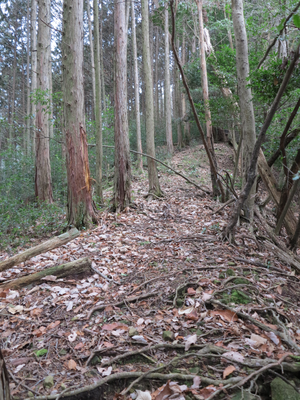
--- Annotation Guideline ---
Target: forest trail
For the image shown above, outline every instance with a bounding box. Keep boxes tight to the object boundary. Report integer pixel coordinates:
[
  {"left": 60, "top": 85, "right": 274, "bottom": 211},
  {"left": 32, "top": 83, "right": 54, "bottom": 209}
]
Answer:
[{"left": 1, "top": 144, "right": 300, "bottom": 400}]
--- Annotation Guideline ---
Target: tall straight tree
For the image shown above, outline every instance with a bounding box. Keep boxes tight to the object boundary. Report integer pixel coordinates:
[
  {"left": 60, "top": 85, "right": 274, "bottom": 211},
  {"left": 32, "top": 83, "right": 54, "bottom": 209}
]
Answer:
[
  {"left": 35, "top": 0, "right": 53, "bottom": 203},
  {"left": 113, "top": 0, "right": 131, "bottom": 211},
  {"left": 94, "top": 0, "right": 103, "bottom": 203},
  {"left": 31, "top": 0, "right": 37, "bottom": 154},
  {"left": 196, "top": 0, "right": 219, "bottom": 196},
  {"left": 131, "top": 0, "right": 143, "bottom": 172},
  {"left": 62, "top": 0, "right": 97, "bottom": 228},
  {"left": 164, "top": 4, "right": 173, "bottom": 155},
  {"left": 141, "top": 0, "right": 162, "bottom": 197},
  {"left": 232, "top": 0, "right": 256, "bottom": 221}
]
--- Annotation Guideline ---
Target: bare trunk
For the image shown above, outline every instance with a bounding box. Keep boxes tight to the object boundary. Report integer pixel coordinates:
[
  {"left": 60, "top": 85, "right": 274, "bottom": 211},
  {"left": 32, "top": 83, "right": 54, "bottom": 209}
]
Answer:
[
  {"left": 196, "top": 0, "right": 219, "bottom": 196},
  {"left": 35, "top": 0, "right": 53, "bottom": 203},
  {"left": 94, "top": 0, "right": 103, "bottom": 203},
  {"left": 26, "top": 0, "right": 31, "bottom": 155},
  {"left": 100, "top": 0, "right": 106, "bottom": 114},
  {"left": 154, "top": 26, "right": 159, "bottom": 123},
  {"left": 62, "top": 0, "right": 97, "bottom": 228},
  {"left": 141, "top": 0, "right": 162, "bottom": 196},
  {"left": 232, "top": 0, "right": 256, "bottom": 221},
  {"left": 132, "top": 0, "right": 143, "bottom": 171},
  {"left": 165, "top": 5, "right": 173, "bottom": 155},
  {"left": 113, "top": 0, "right": 132, "bottom": 211},
  {"left": 31, "top": 0, "right": 37, "bottom": 154},
  {"left": 86, "top": 0, "right": 96, "bottom": 112},
  {"left": 9, "top": 28, "right": 17, "bottom": 143}
]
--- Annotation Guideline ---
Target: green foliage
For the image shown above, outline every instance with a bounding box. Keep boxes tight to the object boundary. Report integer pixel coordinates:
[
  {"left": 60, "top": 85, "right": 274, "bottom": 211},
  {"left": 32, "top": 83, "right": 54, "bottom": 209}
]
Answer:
[{"left": 250, "top": 56, "right": 300, "bottom": 104}]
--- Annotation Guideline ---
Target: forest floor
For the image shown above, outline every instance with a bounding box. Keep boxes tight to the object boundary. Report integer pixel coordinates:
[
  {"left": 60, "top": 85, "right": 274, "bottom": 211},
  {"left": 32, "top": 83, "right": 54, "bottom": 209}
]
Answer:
[{"left": 1, "top": 143, "right": 300, "bottom": 400}]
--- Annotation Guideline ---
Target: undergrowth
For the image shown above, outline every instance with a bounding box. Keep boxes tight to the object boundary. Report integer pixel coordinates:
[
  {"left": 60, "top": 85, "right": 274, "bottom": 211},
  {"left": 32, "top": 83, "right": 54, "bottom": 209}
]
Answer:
[{"left": 0, "top": 200, "right": 66, "bottom": 252}]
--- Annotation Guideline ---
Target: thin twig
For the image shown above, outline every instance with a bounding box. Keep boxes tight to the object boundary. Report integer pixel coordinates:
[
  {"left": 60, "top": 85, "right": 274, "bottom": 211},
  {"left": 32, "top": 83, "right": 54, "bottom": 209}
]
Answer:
[
  {"left": 231, "top": 354, "right": 290, "bottom": 389},
  {"left": 88, "top": 291, "right": 158, "bottom": 319}
]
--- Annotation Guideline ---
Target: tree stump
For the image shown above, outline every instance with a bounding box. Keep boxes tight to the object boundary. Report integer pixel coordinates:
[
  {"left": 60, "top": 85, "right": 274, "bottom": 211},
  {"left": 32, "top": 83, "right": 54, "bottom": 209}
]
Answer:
[{"left": 0, "top": 349, "right": 10, "bottom": 400}]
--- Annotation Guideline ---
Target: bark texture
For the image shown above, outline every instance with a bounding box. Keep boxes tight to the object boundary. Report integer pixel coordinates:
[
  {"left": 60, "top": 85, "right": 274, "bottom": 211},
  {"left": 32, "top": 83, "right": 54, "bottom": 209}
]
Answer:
[
  {"left": 62, "top": 0, "right": 97, "bottom": 228},
  {"left": 232, "top": 0, "right": 256, "bottom": 220},
  {"left": 0, "top": 228, "right": 79, "bottom": 272},
  {"left": 131, "top": 1, "right": 143, "bottom": 171},
  {"left": 113, "top": 0, "right": 132, "bottom": 211},
  {"left": 0, "top": 349, "right": 10, "bottom": 400},
  {"left": 141, "top": 0, "right": 162, "bottom": 196},
  {"left": 0, "top": 257, "right": 91, "bottom": 290},
  {"left": 35, "top": 0, "right": 53, "bottom": 203},
  {"left": 196, "top": 0, "right": 219, "bottom": 196},
  {"left": 31, "top": 0, "right": 37, "bottom": 154},
  {"left": 94, "top": 0, "right": 103, "bottom": 202},
  {"left": 164, "top": 5, "right": 173, "bottom": 154}
]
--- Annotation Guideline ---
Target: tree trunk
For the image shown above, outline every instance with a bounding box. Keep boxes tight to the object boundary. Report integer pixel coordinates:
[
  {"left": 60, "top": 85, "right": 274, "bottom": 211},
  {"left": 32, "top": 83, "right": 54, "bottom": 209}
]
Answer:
[
  {"left": 141, "top": 0, "right": 162, "bottom": 197},
  {"left": 86, "top": 0, "right": 96, "bottom": 112},
  {"left": 26, "top": 0, "right": 31, "bottom": 155},
  {"left": 131, "top": 0, "right": 143, "bottom": 172},
  {"left": 196, "top": 0, "right": 219, "bottom": 196},
  {"left": 35, "top": 0, "right": 53, "bottom": 203},
  {"left": 154, "top": 26, "right": 159, "bottom": 124},
  {"left": 113, "top": 0, "right": 132, "bottom": 211},
  {"left": 94, "top": 0, "right": 103, "bottom": 203},
  {"left": 164, "top": 5, "right": 173, "bottom": 155},
  {"left": 232, "top": 0, "right": 256, "bottom": 221},
  {"left": 9, "top": 27, "right": 17, "bottom": 143},
  {"left": 100, "top": 0, "right": 106, "bottom": 114},
  {"left": 0, "top": 349, "right": 10, "bottom": 400},
  {"left": 62, "top": 0, "right": 97, "bottom": 228},
  {"left": 31, "top": 0, "right": 37, "bottom": 154}
]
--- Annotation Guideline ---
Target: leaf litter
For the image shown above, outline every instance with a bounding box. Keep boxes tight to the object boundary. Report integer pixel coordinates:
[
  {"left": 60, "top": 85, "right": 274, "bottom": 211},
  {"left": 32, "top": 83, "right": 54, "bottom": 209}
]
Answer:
[{"left": 0, "top": 144, "right": 300, "bottom": 399}]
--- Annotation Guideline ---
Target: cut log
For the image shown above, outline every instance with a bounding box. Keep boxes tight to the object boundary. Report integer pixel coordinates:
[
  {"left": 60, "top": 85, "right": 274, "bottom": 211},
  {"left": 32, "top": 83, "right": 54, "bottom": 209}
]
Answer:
[
  {"left": 0, "top": 228, "right": 80, "bottom": 273},
  {"left": 0, "top": 348, "right": 10, "bottom": 400},
  {"left": 0, "top": 257, "right": 91, "bottom": 290}
]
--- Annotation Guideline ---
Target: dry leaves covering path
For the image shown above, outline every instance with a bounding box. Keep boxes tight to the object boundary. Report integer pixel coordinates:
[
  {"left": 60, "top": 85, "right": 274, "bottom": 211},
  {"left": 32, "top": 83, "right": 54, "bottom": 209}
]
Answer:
[{"left": 1, "top": 145, "right": 300, "bottom": 400}]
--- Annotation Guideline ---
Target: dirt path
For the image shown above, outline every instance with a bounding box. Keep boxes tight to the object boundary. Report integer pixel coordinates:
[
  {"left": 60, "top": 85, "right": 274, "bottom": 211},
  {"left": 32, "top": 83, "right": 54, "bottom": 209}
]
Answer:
[{"left": 1, "top": 144, "right": 300, "bottom": 400}]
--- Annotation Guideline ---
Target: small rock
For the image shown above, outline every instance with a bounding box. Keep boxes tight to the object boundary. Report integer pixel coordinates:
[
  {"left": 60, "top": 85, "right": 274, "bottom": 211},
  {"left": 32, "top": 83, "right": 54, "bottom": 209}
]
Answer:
[
  {"left": 43, "top": 375, "right": 54, "bottom": 389},
  {"left": 128, "top": 326, "right": 138, "bottom": 337},
  {"left": 163, "top": 330, "right": 174, "bottom": 342}
]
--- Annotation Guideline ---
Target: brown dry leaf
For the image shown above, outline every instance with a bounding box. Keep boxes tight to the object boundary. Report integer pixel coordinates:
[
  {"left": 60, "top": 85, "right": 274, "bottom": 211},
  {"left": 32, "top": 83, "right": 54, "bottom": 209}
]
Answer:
[
  {"left": 199, "top": 385, "right": 217, "bottom": 399},
  {"left": 30, "top": 308, "right": 43, "bottom": 318},
  {"left": 223, "top": 365, "right": 236, "bottom": 379},
  {"left": 102, "top": 322, "right": 129, "bottom": 331},
  {"left": 74, "top": 342, "right": 85, "bottom": 350},
  {"left": 277, "top": 286, "right": 282, "bottom": 294},
  {"left": 47, "top": 320, "right": 60, "bottom": 330},
  {"left": 211, "top": 309, "right": 238, "bottom": 322},
  {"left": 186, "top": 309, "right": 198, "bottom": 321},
  {"left": 103, "top": 341, "right": 115, "bottom": 348},
  {"left": 67, "top": 359, "right": 77, "bottom": 370},
  {"left": 187, "top": 287, "right": 196, "bottom": 295},
  {"left": 152, "top": 382, "right": 172, "bottom": 400}
]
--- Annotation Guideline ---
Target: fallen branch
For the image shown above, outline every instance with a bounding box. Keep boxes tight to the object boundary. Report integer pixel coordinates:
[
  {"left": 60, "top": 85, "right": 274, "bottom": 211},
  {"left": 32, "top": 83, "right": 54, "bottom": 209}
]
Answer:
[
  {"left": 88, "top": 291, "right": 158, "bottom": 319},
  {"left": 89, "top": 144, "right": 211, "bottom": 194},
  {"left": 0, "top": 228, "right": 80, "bottom": 273},
  {"left": 24, "top": 371, "right": 243, "bottom": 400},
  {"left": 209, "top": 299, "right": 300, "bottom": 352},
  {"left": 231, "top": 354, "right": 290, "bottom": 389},
  {"left": 212, "top": 198, "right": 235, "bottom": 215},
  {"left": 0, "top": 257, "right": 92, "bottom": 290}
]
